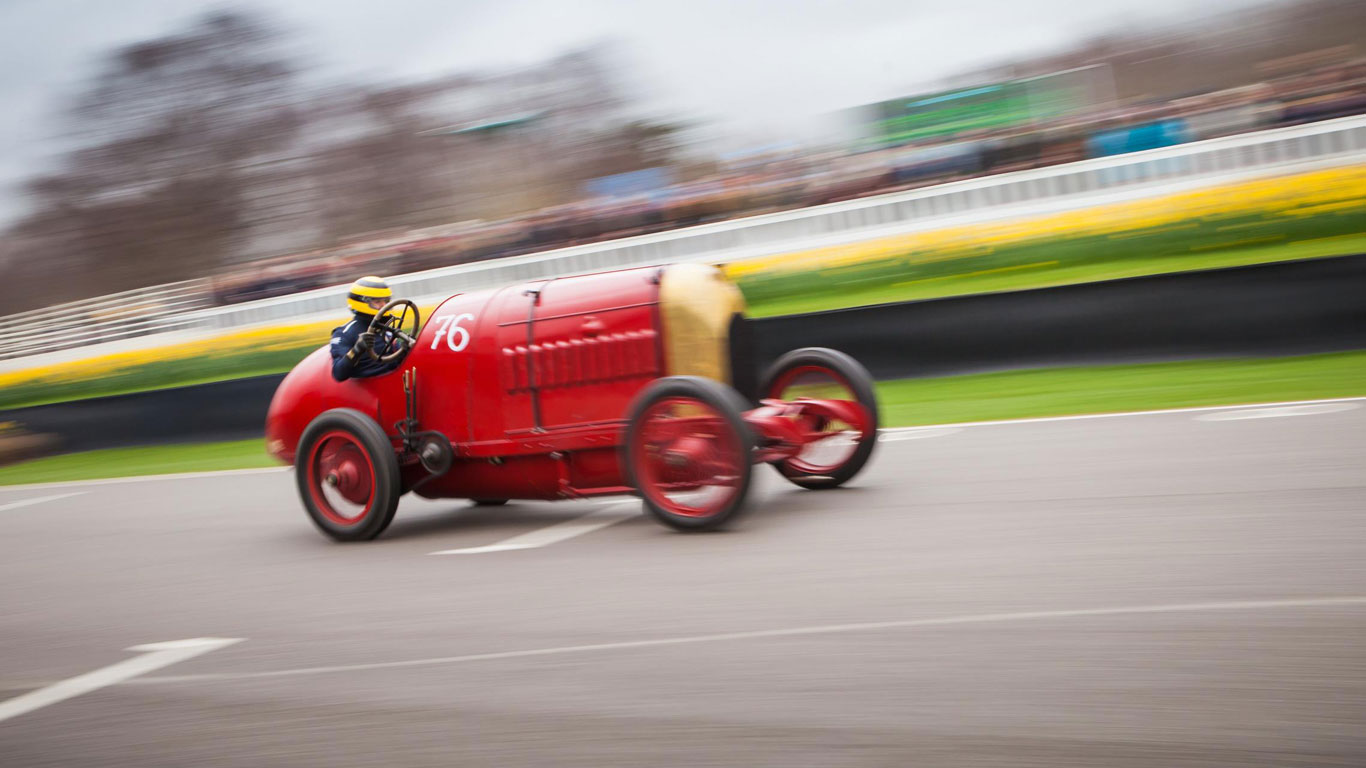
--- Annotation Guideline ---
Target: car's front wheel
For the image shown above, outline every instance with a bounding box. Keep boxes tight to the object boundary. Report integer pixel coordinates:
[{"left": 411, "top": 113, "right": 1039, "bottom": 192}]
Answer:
[
  {"left": 295, "top": 408, "right": 401, "bottom": 542},
  {"left": 760, "top": 347, "right": 879, "bottom": 490}
]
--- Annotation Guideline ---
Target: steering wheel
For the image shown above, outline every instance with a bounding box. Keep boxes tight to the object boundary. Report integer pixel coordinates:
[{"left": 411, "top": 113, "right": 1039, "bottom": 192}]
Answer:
[{"left": 365, "top": 299, "right": 422, "bottom": 363}]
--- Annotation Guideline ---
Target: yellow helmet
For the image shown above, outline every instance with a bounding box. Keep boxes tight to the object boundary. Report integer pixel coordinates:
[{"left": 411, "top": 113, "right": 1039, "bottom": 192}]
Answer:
[{"left": 346, "top": 276, "right": 392, "bottom": 315}]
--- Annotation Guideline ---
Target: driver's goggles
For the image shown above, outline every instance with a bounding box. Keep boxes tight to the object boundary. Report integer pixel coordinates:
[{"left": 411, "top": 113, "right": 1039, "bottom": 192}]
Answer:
[{"left": 349, "top": 292, "right": 390, "bottom": 309}]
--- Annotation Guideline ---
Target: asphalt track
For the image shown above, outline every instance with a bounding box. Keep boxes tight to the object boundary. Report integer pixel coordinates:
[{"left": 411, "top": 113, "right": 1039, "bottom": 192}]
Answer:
[{"left": 1, "top": 401, "right": 1364, "bottom": 767}]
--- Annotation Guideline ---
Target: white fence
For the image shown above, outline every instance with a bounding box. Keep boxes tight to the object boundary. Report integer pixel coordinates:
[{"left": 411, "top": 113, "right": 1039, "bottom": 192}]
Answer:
[
  {"left": 0, "top": 281, "right": 210, "bottom": 361},
  {"left": 5, "top": 114, "right": 1366, "bottom": 362}
]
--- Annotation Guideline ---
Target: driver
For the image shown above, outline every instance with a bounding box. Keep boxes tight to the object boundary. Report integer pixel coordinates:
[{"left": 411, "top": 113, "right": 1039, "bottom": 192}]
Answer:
[{"left": 330, "top": 276, "right": 404, "bottom": 382}]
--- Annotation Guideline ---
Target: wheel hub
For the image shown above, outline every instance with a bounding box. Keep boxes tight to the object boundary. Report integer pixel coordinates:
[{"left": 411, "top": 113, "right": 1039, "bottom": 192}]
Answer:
[
  {"left": 315, "top": 440, "right": 372, "bottom": 507},
  {"left": 658, "top": 435, "right": 714, "bottom": 482}
]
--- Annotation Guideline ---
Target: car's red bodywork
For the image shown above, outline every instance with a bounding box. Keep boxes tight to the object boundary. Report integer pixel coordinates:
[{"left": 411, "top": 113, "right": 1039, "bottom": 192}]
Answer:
[
  {"left": 270, "top": 267, "right": 708, "bottom": 501},
  {"left": 267, "top": 264, "right": 877, "bottom": 533}
]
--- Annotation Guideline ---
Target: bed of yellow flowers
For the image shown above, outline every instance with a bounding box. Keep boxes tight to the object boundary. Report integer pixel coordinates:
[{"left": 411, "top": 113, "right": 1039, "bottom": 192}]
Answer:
[
  {"left": 0, "top": 320, "right": 330, "bottom": 407},
  {"left": 0, "top": 305, "right": 438, "bottom": 410},
  {"left": 726, "top": 165, "right": 1366, "bottom": 306}
]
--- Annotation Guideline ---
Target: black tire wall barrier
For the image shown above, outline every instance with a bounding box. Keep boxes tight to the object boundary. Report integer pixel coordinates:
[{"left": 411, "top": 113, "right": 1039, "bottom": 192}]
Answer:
[
  {"left": 4, "top": 254, "right": 1365, "bottom": 453},
  {"left": 740, "top": 254, "right": 1366, "bottom": 385},
  {"left": 1, "top": 374, "right": 286, "bottom": 454}
]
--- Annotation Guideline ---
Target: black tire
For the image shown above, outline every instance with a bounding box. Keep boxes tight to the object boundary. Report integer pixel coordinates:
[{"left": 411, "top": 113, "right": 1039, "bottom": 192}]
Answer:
[
  {"left": 760, "top": 347, "right": 879, "bottom": 490},
  {"left": 623, "top": 376, "right": 755, "bottom": 531},
  {"left": 295, "top": 408, "right": 402, "bottom": 541},
  {"left": 471, "top": 499, "right": 509, "bottom": 506}
]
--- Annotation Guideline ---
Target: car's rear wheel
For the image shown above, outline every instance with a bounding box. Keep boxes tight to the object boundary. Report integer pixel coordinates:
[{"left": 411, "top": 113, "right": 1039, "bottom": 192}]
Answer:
[
  {"left": 296, "top": 408, "right": 401, "bottom": 541},
  {"left": 761, "top": 347, "right": 879, "bottom": 490},
  {"left": 624, "top": 376, "right": 755, "bottom": 531}
]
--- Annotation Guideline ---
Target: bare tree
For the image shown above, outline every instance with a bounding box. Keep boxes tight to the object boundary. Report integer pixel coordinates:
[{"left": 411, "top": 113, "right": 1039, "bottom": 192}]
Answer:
[
  {"left": 8, "top": 11, "right": 302, "bottom": 307},
  {"left": 3, "top": 26, "right": 687, "bottom": 309}
]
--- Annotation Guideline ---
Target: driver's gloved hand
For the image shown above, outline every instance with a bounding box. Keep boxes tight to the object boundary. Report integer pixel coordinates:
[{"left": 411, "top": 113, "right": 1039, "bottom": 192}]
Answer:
[{"left": 348, "top": 331, "right": 377, "bottom": 360}]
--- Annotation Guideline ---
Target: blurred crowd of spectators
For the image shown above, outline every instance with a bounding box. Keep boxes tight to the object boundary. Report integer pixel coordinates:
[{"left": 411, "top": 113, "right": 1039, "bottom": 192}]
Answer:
[{"left": 210, "top": 58, "right": 1366, "bottom": 306}]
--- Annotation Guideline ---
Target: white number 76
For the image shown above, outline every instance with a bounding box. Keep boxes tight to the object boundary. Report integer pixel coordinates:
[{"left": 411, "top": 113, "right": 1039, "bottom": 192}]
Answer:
[{"left": 430, "top": 313, "right": 474, "bottom": 352}]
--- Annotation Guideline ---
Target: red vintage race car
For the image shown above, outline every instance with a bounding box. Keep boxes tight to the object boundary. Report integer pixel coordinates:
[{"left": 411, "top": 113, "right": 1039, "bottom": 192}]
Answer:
[{"left": 265, "top": 264, "right": 879, "bottom": 541}]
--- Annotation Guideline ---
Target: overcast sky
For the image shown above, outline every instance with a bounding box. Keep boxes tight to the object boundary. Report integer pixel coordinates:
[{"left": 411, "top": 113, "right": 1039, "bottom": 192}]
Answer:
[{"left": 0, "top": 0, "right": 1275, "bottom": 223}]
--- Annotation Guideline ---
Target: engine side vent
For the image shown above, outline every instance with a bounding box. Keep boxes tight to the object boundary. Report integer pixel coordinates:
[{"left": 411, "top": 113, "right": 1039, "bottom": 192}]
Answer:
[{"left": 500, "top": 329, "right": 659, "bottom": 393}]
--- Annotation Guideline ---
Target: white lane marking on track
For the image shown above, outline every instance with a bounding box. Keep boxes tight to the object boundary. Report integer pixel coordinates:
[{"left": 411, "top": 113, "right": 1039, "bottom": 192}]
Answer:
[
  {"left": 0, "top": 637, "right": 243, "bottom": 725},
  {"left": 879, "top": 427, "right": 962, "bottom": 442},
  {"left": 1194, "top": 402, "right": 1361, "bottom": 421},
  {"left": 133, "top": 597, "right": 1366, "bottom": 684},
  {"left": 429, "top": 500, "right": 640, "bottom": 555},
  {"left": 0, "top": 466, "right": 289, "bottom": 493},
  {"left": 0, "top": 492, "right": 83, "bottom": 512},
  {"left": 817, "top": 428, "right": 960, "bottom": 449}
]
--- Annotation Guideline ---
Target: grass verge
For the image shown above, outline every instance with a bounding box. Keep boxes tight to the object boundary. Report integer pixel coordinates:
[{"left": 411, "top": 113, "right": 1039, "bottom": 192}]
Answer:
[
  {"left": 1, "top": 350, "right": 1361, "bottom": 486},
  {"left": 876, "top": 350, "right": 1366, "bottom": 427},
  {"left": 0, "top": 439, "right": 277, "bottom": 486}
]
